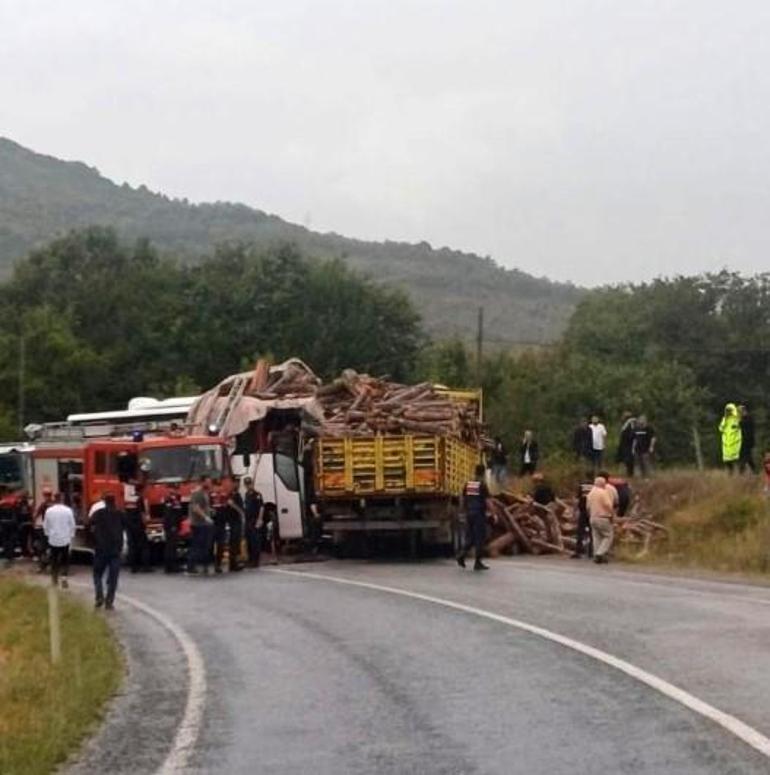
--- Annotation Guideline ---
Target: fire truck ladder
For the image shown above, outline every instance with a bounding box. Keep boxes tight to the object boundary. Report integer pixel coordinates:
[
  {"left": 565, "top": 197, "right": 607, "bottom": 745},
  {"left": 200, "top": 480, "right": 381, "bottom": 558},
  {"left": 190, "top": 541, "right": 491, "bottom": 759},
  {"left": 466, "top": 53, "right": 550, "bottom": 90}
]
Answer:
[
  {"left": 208, "top": 375, "right": 248, "bottom": 436},
  {"left": 25, "top": 419, "right": 181, "bottom": 443}
]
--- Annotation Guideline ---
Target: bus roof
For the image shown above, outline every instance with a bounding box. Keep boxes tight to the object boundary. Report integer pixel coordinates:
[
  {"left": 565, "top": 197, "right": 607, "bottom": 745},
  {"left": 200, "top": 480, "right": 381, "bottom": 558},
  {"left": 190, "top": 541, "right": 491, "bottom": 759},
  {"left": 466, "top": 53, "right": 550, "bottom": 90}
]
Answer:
[{"left": 67, "top": 396, "right": 198, "bottom": 425}]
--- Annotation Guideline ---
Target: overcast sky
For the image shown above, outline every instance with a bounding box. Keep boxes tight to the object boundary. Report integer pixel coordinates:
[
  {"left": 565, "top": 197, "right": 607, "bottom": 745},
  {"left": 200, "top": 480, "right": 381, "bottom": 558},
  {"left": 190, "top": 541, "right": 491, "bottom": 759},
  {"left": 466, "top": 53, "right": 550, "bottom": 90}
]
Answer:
[{"left": 2, "top": 0, "right": 770, "bottom": 285}]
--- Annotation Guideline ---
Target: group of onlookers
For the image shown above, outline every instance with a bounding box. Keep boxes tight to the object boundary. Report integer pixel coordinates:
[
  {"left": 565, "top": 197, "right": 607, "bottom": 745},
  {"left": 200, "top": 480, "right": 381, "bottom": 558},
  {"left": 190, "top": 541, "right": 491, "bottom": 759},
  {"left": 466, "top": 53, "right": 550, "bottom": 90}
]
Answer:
[
  {"left": 487, "top": 412, "right": 658, "bottom": 486},
  {"left": 0, "top": 488, "right": 76, "bottom": 585},
  {"left": 184, "top": 475, "right": 279, "bottom": 576},
  {"left": 0, "top": 474, "right": 319, "bottom": 611},
  {"left": 573, "top": 414, "right": 657, "bottom": 477},
  {"left": 488, "top": 432, "right": 540, "bottom": 486}
]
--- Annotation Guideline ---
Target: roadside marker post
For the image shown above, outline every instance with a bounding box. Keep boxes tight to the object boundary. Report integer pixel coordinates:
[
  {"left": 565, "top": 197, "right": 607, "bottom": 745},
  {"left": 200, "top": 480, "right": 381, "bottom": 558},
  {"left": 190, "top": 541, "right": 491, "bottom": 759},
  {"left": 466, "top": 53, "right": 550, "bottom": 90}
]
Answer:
[{"left": 48, "top": 584, "right": 61, "bottom": 664}]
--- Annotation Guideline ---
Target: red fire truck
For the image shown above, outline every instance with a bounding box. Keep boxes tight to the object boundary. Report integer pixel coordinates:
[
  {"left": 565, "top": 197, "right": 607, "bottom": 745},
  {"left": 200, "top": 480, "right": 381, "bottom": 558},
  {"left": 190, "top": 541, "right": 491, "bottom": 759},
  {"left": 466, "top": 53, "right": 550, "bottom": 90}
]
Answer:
[{"left": 0, "top": 427, "right": 230, "bottom": 553}]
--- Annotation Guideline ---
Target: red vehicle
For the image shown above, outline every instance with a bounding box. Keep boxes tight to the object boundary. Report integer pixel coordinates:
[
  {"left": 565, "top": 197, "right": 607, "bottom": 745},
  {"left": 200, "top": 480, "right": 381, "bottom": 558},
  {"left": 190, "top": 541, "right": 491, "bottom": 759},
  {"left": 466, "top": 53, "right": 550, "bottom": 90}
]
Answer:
[
  {"left": 79, "top": 434, "right": 231, "bottom": 543},
  {"left": 1, "top": 433, "right": 230, "bottom": 552}
]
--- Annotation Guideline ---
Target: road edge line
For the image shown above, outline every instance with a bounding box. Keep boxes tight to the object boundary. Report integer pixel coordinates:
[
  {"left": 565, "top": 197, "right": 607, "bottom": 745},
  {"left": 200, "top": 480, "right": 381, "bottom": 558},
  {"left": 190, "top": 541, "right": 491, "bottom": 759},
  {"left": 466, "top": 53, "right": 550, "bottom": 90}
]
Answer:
[
  {"left": 72, "top": 581, "right": 207, "bottom": 774},
  {"left": 271, "top": 568, "right": 770, "bottom": 759}
]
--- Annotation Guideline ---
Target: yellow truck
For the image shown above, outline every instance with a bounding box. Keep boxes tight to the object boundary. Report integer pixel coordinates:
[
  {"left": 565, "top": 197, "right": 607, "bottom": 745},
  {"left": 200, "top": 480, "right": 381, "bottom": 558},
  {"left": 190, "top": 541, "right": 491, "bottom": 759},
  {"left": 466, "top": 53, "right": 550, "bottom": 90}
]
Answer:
[{"left": 314, "top": 389, "right": 482, "bottom": 554}]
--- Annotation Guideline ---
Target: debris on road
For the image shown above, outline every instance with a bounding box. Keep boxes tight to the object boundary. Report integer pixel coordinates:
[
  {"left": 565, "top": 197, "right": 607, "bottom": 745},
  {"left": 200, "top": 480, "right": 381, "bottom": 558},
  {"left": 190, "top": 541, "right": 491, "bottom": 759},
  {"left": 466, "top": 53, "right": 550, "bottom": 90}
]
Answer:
[{"left": 485, "top": 492, "right": 669, "bottom": 558}]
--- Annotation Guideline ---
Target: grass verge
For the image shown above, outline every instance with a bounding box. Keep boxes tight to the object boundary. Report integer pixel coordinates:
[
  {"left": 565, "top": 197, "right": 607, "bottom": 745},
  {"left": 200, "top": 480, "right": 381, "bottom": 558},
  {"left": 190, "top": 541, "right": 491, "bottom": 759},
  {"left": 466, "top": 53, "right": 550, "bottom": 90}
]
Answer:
[
  {"left": 620, "top": 470, "right": 770, "bottom": 576},
  {"left": 0, "top": 578, "right": 122, "bottom": 775}
]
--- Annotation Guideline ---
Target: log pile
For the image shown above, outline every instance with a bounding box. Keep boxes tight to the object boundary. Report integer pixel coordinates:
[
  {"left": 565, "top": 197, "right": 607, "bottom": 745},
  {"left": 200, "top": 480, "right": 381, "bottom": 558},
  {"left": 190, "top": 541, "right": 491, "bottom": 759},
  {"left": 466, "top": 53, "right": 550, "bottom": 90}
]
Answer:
[
  {"left": 314, "top": 370, "right": 480, "bottom": 441},
  {"left": 248, "top": 361, "right": 481, "bottom": 441},
  {"left": 484, "top": 492, "right": 669, "bottom": 558}
]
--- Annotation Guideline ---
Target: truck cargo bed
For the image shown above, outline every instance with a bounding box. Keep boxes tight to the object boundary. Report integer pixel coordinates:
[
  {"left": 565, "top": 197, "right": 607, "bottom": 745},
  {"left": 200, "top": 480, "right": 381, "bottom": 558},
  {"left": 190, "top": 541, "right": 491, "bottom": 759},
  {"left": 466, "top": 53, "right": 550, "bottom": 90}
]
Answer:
[{"left": 316, "top": 434, "right": 478, "bottom": 498}]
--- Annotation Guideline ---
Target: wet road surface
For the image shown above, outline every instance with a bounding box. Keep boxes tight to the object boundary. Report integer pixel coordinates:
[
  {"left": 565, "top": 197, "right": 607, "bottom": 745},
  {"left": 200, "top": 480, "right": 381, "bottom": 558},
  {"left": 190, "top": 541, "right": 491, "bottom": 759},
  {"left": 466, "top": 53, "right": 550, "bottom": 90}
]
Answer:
[{"left": 66, "top": 558, "right": 770, "bottom": 774}]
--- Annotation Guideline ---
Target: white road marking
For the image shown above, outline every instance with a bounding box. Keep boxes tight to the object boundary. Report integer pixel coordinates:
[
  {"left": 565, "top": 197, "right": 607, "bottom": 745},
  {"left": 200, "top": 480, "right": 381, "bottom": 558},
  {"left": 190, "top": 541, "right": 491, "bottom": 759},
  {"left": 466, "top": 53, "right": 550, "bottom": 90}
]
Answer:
[
  {"left": 72, "top": 581, "right": 206, "bottom": 774},
  {"left": 502, "top": 559, "right": 770, "bottom": 607},
  {"left": 272, "top": 568, "right": 770, "bottom": 759}
]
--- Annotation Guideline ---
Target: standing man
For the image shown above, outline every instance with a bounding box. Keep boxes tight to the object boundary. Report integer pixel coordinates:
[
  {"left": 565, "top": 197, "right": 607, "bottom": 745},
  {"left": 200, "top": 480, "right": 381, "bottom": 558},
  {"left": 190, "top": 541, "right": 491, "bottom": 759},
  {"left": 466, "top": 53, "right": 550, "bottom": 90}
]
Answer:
[
  {"left": 307, "top": 500, "right": 323, "bottom": 554},
  {"left": 719, "top": 403, "right": 742, "bottom": 474},
  {"left": 15, "top": 492, "right": 33, "bottom": 557},
  {"left": 599, "top": 470, "right": 629, "bottom": 516},
  {"left": 124, "top": 486, "right": 151, "bottom": 573},
  {"left": 187, "top": 476, "right": 214, "bottom": 575},
  {"left": 519, "top": 430, "right": 539, "bottom": 477},
  {"left": 489, "top": 437, "right": 508, "bottom": 488},
  {"left": 43, "top": 493, "right": 76, "bottom": 588},
  {"left": 571, "top": 478, "right": 594, "bottom": 559},
  {"left": 89, "top": 493, "right": 124, "bottom": 610},
  {"left": 572, "top": 418, "right": 593, "bottom": 466},
  {"left": 456, "top": 464, "right": 491, "bottom": 571},
  {"left": 739, "top": 405, "right": 757, "bottom": 474},
  {"left": 589, "top": 415, "right": 608, "bottom": 473},
  {"left": 586, "top": 477, "right": 616, "bottom": 564},
  {"left": 211, "top": 480, "right": 229, "bottom": 574},
  {"left": 616, "top": 412, "right": 637, "bottom": 477},
  {"left": 33, "top": 487, "right": 54, "bottom": 570},
  {"left": 243, "top": 477, "right": 264, "bottom": 568},
  {"left": 224, "top": 479, "right": 245, "bottom": 572},
  {"left": 163, "top": 482, "right": 185, "bottom": 573},
  {"left": 0, "top": 497, "right": 18, "bottom": 566},
  {"left": 632, "top": 416, "right": 656, "bottom": 478}
]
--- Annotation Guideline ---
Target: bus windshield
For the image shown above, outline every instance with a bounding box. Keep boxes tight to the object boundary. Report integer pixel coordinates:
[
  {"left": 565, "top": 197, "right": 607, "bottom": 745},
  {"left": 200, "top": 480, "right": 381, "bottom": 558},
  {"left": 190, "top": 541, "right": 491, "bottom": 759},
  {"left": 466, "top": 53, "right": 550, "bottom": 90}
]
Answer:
[
  {"left": 140, "top": 444, "right": 226, "bottom": 483},
  {"left": 0, "top": 453, "right": 24, "bottom": 490}
]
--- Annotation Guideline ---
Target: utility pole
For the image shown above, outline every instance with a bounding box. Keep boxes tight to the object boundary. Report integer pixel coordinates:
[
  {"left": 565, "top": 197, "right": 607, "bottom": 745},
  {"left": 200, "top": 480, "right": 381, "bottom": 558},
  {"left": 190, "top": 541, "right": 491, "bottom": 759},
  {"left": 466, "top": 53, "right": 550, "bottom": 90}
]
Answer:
[
  {"left": 475, "top": 306, "right": 484, "bottom": 386},
  {"left": 692, "top": 425, "right": 704, "bottom": 471},
  {"left": 18, "top": 331, "right": 26, "bottom": 436}
]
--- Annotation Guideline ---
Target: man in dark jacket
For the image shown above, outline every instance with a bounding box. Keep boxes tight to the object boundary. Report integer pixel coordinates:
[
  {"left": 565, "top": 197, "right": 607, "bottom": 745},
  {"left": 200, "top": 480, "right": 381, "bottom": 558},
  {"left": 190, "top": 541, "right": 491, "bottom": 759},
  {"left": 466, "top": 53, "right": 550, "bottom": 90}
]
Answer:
[
  {"left": 124, "top": 486, "right": 151, "bottom": 573},
  {"left": 0, "top": 497, "right": 17, "bottom": 566},
  {"left": 616, "top": 412, "right": 636, "bottom": 477},
  {"left": 739, "top": 405, "right": 757, "bottom": 474},
  {"left": 530, "top": 472, "right": 555, "bottom": 506},
  {"left": 489, "top": 437, "right": 508, "bottom": 487},
  {"left": 224, "top": 480, "right": 245, "bottom": 572},
  {"left": 457, "top": 464, "right": 490, "bottom": 571},
  {"left": 571, "top": 479, "right": 594, "bottom": 559},
  {"left": 90, "top": 493, "right": 124, "bottom": 610},
  {"left": 243, "top": 477, "right": 264, "bottom": 568},
  {"left": 572, "top": 419, "right": 593, "bottom": 464},
  {"left": 163, "top": 482, "right": 185, "bottom": 573}
]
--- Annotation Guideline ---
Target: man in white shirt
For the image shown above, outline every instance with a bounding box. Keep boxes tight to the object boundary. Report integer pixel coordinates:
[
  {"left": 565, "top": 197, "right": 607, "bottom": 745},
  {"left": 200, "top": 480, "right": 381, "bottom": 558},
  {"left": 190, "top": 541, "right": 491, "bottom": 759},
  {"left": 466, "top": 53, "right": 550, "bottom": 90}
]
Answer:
[
  {"left": 43, "top": 493, "right": 77, "bottom": 589},
  {"left": 589, "top": 415, "right": 608, "bottom": 473}
]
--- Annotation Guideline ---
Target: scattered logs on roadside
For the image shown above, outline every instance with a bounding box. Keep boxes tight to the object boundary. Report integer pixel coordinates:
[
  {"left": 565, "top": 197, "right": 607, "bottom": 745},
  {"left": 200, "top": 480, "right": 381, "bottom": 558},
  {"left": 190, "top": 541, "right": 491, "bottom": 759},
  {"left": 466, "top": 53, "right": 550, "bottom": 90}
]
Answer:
[{"left": 484, "top": 491, "right": 669, "bottom": 558}]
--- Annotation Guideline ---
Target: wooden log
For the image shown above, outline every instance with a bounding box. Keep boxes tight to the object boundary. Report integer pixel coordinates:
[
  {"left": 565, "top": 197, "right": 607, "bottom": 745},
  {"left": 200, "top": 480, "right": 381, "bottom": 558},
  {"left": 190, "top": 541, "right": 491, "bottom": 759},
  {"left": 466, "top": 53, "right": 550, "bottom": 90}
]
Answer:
[
  {"left": 248, "top": 358, "right": 271, "bottom": 393},
  {"left": 507, "top": 514, "right": 533, "bottom": 553},
  {"left": 530, "top": 537, "right": 571, "bottom": 556},
  {"left": 542, "top": 507, "right": 564, "bottom": 550},
  {"left": 400, "top": 419, "right": 453, "bottom": 434},
  {"left": 487, "top": 533, "right": 515, "bottom": 557}
]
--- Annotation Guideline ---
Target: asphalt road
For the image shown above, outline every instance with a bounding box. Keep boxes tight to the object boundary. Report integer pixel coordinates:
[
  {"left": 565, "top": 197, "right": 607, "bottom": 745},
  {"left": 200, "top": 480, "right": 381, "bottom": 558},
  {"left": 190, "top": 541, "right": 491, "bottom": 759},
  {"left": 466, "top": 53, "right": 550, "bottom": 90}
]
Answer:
[{"left": 66, "top": 558, "right": 770, "bottom": 774}]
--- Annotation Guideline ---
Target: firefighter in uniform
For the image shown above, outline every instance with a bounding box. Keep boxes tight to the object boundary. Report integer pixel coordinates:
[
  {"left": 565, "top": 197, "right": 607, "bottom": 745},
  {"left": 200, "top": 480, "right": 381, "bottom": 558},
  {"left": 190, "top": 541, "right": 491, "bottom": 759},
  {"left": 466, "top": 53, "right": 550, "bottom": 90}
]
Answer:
[
  {"left": 243, "top": 477, "right": 264, "bottom": 568},
  {"left": 124, "top": 486, "right": 151, "bottom": 573},
  {"left": 162, "top": 482, "right": 185, "bottom": 573},
  {"left": 457, "top": 464, "right": 491, "bottom": 571},
  {"left": 224, "top": 479, "right": 245, "bottom": 572}
]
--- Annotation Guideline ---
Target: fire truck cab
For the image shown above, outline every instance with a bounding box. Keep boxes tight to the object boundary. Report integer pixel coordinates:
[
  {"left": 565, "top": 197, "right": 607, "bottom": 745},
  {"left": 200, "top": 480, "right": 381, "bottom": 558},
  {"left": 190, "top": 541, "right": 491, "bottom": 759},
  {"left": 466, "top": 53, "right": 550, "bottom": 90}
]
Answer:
[{"left": 3, "top": 426, "right": 230, "bottom": 553}]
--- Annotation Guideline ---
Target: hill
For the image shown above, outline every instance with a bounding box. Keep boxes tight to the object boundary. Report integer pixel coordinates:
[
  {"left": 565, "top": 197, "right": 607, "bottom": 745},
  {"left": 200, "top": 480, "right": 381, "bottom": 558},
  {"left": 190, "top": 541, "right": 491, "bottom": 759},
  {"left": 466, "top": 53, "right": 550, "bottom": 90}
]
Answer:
[{"left": 0, "top": 137, "right": 582, "bottom": 343}]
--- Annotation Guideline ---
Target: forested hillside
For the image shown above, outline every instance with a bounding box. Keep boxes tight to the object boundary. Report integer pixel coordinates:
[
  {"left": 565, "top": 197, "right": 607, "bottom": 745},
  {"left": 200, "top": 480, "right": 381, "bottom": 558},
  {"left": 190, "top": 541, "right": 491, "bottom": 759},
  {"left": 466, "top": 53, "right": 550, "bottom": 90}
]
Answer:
[{"left": 0, "top": 137, "right": 582, "bottom": 343}]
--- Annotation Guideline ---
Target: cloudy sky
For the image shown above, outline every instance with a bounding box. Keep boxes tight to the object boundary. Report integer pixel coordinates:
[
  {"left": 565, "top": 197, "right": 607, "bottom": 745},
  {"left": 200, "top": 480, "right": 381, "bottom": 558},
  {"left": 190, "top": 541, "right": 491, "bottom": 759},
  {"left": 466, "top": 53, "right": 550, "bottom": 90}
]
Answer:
[{"left": 2, "top": 0, "right": 770, "bottom": 285}]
